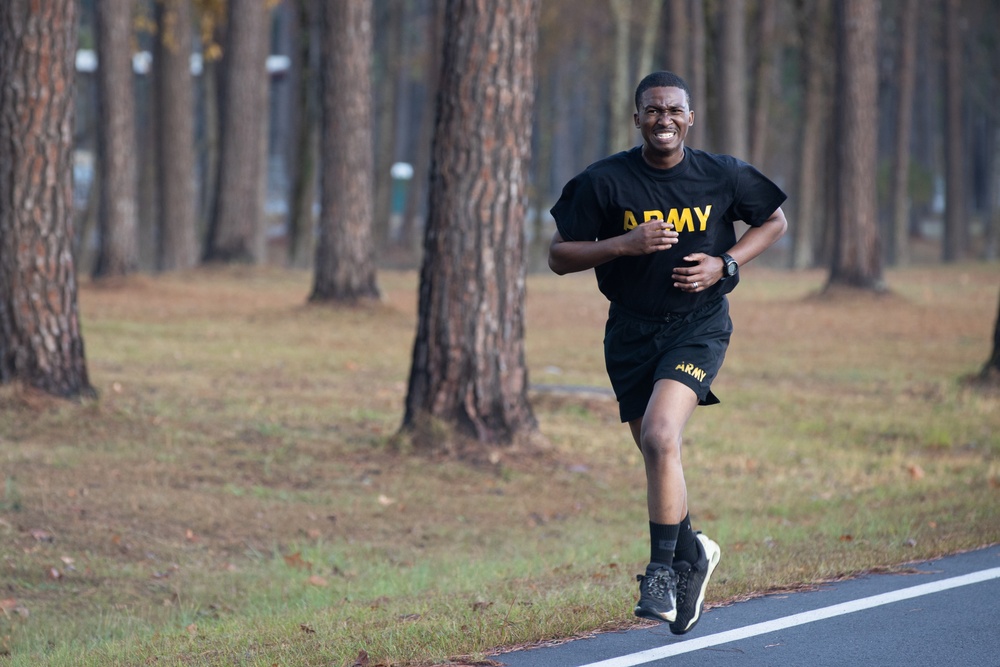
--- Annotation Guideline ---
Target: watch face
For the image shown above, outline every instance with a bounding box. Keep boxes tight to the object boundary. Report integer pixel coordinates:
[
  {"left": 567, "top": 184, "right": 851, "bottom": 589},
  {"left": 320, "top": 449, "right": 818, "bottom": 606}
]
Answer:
[{"left": 726, "top": 261, "right": 737, "bottom": 276}]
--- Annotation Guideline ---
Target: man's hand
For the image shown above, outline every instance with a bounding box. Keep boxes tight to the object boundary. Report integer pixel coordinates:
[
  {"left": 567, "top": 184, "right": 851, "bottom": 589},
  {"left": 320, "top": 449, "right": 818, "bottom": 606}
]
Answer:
[
  {"left": 548, "top": 221, "right": 679, "bottom": 275},
  {"left": 671, "top": 253, "right": 724, "bottom": 292},
  {"left": 622, "top": 220, "right": 679, "bottom": 256}
]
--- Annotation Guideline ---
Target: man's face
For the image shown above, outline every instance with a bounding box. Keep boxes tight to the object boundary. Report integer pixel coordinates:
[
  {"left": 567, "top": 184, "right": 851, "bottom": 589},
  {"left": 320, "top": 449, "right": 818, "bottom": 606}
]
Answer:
[{"left": 634, "top": 86, "right": 693, "bottom": 161}]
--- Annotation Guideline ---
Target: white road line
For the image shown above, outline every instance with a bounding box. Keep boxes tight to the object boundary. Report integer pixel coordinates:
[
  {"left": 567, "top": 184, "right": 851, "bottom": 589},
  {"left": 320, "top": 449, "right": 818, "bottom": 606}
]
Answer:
[{"left": 579, "top": 567, "right": 1000, "bottom": 667}]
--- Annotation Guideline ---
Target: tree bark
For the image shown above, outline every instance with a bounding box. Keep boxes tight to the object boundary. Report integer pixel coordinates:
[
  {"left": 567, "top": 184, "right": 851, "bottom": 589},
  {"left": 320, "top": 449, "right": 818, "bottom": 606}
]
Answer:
[
  {"left": 942, "top": 0, "right": 965, "bottom": 262},
  {"left": 373, "top": 0, "right": 404, "bottom": 248},
  {"left": 93, "top": 0, "right": 140, "bottom": 279},
  {"left": 688, "top": 0, "right": 707, "bottom": 148},
  {"left": 666, "top": 0, "right": 689, "bottom": 75},
  {"left": 749, "top": 0, "right": 777, "bottom": 169},
  {"left": 0, "top": 0, "right": 94, "bottom": 398},
  {"left": 609, "top": 0, "right": 632, "bottom": 152},
  {"left": 203, "top": 0, "right": 270, "bottom": 263},
  {"left": 827, "top": 0, "right": 883, "bottom": 290},
  {"left": 978, "top": 290, "right": 1000, "bottom": 382},
  {"left": 285, "top": 0, "right": 319, "bottom": 268},
  {"left": 717, "top": 0, "right": 748, "bottom": 158},
  {"left": 889, "top": 0, "right": 918, "bottom": 266},
  {"left": 400, "top": 0, "right": 445, "bottom": 258},
  {"left": 791, "top": 0, "right": 831, "bottom": 269},
  {"left": 402, "top": 0, "right": 540, "bottom": 452},
  {"left": 637, "top": 0, "right": 665, "bottom": 89},
  {"left": 155, "top": 0, "right": 199, "bottom": 272},
  {"left": 309, "top": 0, "right": 381, "bottom": 302}
]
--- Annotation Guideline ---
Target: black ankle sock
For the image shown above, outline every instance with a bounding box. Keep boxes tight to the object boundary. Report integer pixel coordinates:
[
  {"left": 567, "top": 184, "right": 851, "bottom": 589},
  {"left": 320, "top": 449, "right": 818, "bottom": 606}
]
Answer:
[
  {"left": 674, "top": 513, "right": 699, "bottom": 564},
  {"left": 649, "top": 521, "right": 680, "bottom": 568}
]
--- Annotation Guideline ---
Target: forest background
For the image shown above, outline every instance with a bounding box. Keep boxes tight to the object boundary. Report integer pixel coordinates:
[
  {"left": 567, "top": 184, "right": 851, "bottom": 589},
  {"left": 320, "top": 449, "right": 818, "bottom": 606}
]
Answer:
[{"left": 67, "top": 0, "right": 999, "bottom": 275}]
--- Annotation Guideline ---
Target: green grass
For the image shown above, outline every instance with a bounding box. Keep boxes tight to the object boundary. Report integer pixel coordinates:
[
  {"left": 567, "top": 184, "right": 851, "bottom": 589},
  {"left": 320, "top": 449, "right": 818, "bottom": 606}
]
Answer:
[{"left": 0, "top": 264, "right": 998, "bottom": 665}]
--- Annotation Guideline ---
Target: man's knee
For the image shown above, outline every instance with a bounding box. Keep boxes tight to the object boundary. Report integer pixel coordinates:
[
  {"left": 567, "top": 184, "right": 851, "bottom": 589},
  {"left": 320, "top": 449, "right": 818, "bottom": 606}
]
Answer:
[{"left": 640, "top": 425, "right": 683, "bottom": 463}]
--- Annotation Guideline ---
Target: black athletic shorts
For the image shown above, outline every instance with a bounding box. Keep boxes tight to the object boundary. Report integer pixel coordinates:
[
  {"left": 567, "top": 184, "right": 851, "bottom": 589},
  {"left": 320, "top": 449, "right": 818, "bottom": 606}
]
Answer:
[{"left": 603, "top": 296, "right": 733, "bottom": 423}]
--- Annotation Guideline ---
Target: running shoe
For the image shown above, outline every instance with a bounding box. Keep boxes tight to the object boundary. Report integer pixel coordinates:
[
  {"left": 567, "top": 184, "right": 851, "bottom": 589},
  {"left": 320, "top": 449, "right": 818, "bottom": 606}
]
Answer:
[
  {"left": 634, "top": 565, "right": 678, "bottom": 622},
  {"left": 669, "top": 532, "right": 721, "bottom": 635}
]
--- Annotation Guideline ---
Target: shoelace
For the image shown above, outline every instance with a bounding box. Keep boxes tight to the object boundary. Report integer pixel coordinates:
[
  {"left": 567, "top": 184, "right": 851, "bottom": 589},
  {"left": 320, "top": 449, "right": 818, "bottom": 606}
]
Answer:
[
  {"left": 641, "top": 570, "right": 673, "bottom": 599},
  {"left": 674, "top": 567, "right": 690, "bottom": 604}
]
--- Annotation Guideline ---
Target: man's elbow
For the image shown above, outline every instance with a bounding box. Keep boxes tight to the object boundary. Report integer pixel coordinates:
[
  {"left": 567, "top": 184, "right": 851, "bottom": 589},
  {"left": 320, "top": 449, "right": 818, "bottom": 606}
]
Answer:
[
  {"left": 769, "top": 209, "right": 789, "bottom": 239},
  {"left": 548, "top": 254, "right": 570, "bottom": 275}
]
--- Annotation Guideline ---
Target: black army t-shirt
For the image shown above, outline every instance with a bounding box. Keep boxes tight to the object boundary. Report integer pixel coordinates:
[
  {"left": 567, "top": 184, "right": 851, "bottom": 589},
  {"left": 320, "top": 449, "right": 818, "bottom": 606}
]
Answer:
[{"left": 551, "top": 146, "right": 787, "bottom": 316}]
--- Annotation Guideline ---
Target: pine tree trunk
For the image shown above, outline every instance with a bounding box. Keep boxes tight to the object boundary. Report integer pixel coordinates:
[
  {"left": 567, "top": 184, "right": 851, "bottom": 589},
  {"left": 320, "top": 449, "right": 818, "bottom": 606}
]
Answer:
[
  {"left": 749, "top": 0, "right": 777, "bottom": 169},
  {"left": 310, "top": 0, "right": 381, "bottom": 302},
  {"left": 93, "top": 0, "right": 139, "bottom": 279},
  {"left": 373, "top": 0, "right": 404, "bottom": 248},
  {"left": 791, "top": 0, "right": 831, "bottom": 270},
  {"left": 666, "top": 0, "right": 689, "bottom": 75},
  {"left": 609, "top": 0, "right": 632, "bottom": 153},
  {"left": 827, "top": 0, "right": 883, "bottom": 290},
  {"left": 942, "top": 0, "right": 965, "bottom": 262},
  {"left": 717, "top": 0, "right": 748, "bottom": 158},
  {"left": 402, "top": 0, "right": 540, "bottom": 453},
  {"left": 979, "top": 291, "right": 1000, "bottom": 382},
  {"left": 688, "top": 0, "right": 707, "bottom": 148},
  {"left": 636, "top": 0, "right": 664, "bottom": 93},
  {"left": 155, "top": 0, "right": 198, "bottom": 272},
  {"left": 204, "top": 0, "right": 270, "bottom": 263},
  {"left": 400, "top": 1, "right": 444, "bottom": 258},
  {"left": 889, "top": 0, "right": 918, "bottom": 266},
  {"left": 0, "top": 0, "right": 94, "bottom": 398},
  {"left": 285, "top": 0, "right": 318, "bottom": 269}
]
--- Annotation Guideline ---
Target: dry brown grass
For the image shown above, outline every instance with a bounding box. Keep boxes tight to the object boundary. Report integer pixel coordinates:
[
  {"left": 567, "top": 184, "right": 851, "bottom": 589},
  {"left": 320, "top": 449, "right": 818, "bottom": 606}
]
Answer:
[{"left": 1, "top": 262, "right": 998, "bottom": 666}]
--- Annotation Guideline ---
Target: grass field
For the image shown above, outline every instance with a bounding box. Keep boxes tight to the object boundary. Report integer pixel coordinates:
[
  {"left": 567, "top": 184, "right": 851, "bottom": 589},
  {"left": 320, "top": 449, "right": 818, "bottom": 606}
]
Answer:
[{"left": 1, "top": 263, "right": 998, "bottom": 666}]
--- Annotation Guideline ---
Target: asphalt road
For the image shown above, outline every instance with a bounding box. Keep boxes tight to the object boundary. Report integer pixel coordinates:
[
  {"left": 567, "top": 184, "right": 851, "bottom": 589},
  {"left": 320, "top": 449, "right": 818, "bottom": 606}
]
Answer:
[{"left": 495, "top": 544, "right": 1000, "bottom": 667}]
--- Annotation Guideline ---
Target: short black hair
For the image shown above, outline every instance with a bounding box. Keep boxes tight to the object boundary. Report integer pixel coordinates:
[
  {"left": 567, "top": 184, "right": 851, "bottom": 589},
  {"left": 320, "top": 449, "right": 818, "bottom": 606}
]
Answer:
[{"left": 634, "top": 71, "right": 692, "bottom": 112}]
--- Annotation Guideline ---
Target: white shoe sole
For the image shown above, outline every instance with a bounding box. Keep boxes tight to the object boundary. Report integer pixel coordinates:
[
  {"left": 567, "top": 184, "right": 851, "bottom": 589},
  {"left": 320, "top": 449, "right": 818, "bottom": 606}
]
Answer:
[{"left": 672, "top": 533, "right": 721, "bottom": 633}]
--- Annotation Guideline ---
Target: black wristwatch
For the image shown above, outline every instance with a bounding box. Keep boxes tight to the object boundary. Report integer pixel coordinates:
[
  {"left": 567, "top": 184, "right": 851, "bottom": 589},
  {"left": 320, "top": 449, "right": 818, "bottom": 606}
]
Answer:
[{"left": 720, "top": 253, "right": 739, "bottom": 280}]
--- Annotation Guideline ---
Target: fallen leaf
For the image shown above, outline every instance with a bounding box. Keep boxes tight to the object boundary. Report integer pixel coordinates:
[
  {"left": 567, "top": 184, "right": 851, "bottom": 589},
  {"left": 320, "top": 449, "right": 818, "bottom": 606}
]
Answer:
[
  {"left": 839, "top": 534, "right": 854, "bottom": 542},
  {"left": 299, "top": 623, "right": 315, "bottom": 634},
  {"left": 29, "top": 529, "right": 54, "bottom": 543},
  {"left": 471, "top": 600, "right": 493, "bottom": 612},
  {"left": 352, "top": 649, "right": 370, "bottom": 667},
  {"left": 283, "top": 552, "right": 312, "bottom": 571},
  {"left": 0, "top": 599, "right": 28, "bottom": 618},
  {"left": 47, "top": 568, "right": 61, "bottom": 580},
  {"left": 185, "top": 529, "right": 197, "bottom": 542},
  {"left": 186, "top": 623, "right": 197, "bottom": 637},
  {"left": 377, "top": 494, "right": 395, "bottom": 507},
  {"left": 306, "top": 575, "right": 328, "bottom": 587},
  {"left": 907, "top": 463, "right": 925, "bottom": 481}
]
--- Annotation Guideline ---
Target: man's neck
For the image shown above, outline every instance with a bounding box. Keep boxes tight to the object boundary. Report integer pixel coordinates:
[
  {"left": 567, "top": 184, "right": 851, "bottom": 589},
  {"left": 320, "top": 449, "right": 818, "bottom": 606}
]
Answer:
[{"left": 641, "top": 145, "right": 685, "bottom": 170}]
